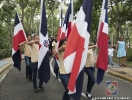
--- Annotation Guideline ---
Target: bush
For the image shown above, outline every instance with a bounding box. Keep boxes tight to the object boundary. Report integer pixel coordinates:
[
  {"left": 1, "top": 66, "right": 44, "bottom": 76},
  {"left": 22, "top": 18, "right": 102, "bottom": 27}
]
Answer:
[
  {"left": 0, "top": 49, "right": 11, "bottom": 60},
  {"left": 126, "top": 48, "right": 132, "bottom": 62}
]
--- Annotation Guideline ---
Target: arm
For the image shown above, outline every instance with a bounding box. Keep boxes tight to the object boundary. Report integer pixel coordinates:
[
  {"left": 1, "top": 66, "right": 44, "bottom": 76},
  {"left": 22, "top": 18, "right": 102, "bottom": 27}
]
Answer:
[
  {"left": 27, "top": 40, "right": 38, "bottom": 45},
  {"left": 115, "top": 41, "right": 118, "bottom": 53},
  {"left": 88, "top": 45, "right": 96, "bottom": 49},
  {"left": 58, "top": 45, "right": 66, "bottom": 53},
  {"left": 19, "top": 41, "right": 27, "bottom": 46}
]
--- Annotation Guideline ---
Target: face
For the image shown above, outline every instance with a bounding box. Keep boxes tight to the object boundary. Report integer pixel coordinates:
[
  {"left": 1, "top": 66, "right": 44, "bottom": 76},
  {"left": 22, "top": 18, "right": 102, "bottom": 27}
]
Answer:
[
  {"left": 34, "top": 35, "right": 39, "bottom": 41},
  {"left": 55, "top": 36, "right": 58, "bottom": 40},
  {"left": 27, "top": 36, "right": 31, "bottom": 41},
  {"left": 62, "top": 41, "right": 67, "bottom": 46},
  {"left": 119, "top": 36, "right": 124, "bottom": 41},
  {"left": 110, "top": 45, "right": 112, "bottom": 48}
]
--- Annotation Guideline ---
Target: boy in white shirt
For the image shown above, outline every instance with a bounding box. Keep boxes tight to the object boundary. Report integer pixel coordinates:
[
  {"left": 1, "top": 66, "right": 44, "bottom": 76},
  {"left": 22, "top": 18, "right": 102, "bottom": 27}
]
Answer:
[{"left": 108, "top": 45, "right": 114, "bottom": 66}]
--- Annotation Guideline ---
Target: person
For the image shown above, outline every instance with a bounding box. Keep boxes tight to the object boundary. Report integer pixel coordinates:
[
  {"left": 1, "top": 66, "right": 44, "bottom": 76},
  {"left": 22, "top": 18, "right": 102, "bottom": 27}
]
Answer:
[
  {"left": 19, "top": 34, "right": 32, "bottom": 81},
  {"left": 58, "top": 38, "right": 70, "bottom": 100},
  {"left": 27, "top": 34, "right": 44, "bottom": 93},
  {"left": 115, "top": 36, "right": 127, "bottom": 67},
  {"left": 52, "top": 35, "right": 58, "bottom": 55},
  {"left": 108, "top": 44, "right": 114, "bottom": 66},
  {"left": 85, "top": 43, "right": 96, "bottom": 99},
  {"left": 52, "top": 35, "right": 59, "bottom": 79},
  {"left": 108, "top": 35, "right": 111, "bottom": 48},
  {"left": 49, "top": 36, "right": 54, "bottom": 56}
]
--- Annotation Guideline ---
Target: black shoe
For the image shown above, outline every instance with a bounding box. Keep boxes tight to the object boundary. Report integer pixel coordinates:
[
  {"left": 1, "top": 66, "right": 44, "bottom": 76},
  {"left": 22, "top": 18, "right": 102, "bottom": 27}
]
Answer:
[
  {"left": 29, "top": 78, "right": 32, "bottom": 82},
  {"left": 111, "top": 64, "right": 114, "bottom": 66},
  {"left": 26, "top": 76, "right": 28, "bottom": 79},
  {"left": 39, "top": 86, "right": 44, "bottom": 91},
  {"left": 34, "top": 88, "right": 38, "bottom": 93}
]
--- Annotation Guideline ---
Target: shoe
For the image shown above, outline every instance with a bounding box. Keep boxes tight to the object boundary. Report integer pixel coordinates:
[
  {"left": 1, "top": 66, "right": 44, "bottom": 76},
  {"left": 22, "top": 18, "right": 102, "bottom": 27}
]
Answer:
[
  {"left": 26, "top": 76, "right": 28, "bottom": 79},
  {"left": 34, "top": 88, "right": 38, "bottom": 93},
  {"left": 39, "top": 86, "right": 44, "bottom": 91},
  {"left": 29, "top": 78, "right": 32, "bottom": 82},
  {"left": 119, "top": 64, "right": 122, "bottom": 67},
  {"left": 86, "top": 92, "right": 93, "bottom": 99},
  {"left": 111, "top": 64, "right": 114, "bottom": 66},
  {"left": 122, "top": 64, "right": 126, "bottom": 67}
]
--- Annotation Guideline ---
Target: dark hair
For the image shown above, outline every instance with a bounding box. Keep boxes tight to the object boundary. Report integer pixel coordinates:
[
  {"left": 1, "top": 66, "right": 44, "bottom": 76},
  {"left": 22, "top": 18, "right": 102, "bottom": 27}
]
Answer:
[
  {"left": 55, "top": 35, "right": 58, "bottom": 37},
  {"left": 27, "top": 34, "right": 31, "bottom": 37},
  {"left": 33, "top": 34, "right": 38, "bottom": 38},
  {"left": 59, "top": 38, "right": 67, "bottom": 48}
]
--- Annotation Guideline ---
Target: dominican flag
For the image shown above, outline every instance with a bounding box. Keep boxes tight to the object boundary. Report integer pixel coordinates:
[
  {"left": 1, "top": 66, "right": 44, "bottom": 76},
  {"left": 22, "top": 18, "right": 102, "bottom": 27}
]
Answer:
[
  {"left": 53, "top": 7, "right": 63, "bottom": 77},
  {"left": 57, "top": 7, "right": 63, "bottom": 42},
  {"left": 63, "top": 0, "right": 93, "bottom": 99},
  {"left": 96, "top": 0, "right": 108, "bottom": 84},
  {"left": 38, "top": 0, "right": 50, "bottom": 83},
  {"left": 60, "top": 1, "right": 72, "bottom": 40},
  {"left": 12, "top": 12, "right": 27, "bottom": 71}
]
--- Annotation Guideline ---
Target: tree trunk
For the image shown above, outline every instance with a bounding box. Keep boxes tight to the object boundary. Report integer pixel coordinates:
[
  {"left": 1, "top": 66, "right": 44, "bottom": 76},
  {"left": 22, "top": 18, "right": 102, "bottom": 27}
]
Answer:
[{"left": 21, "top": 8, "right": 24, "bottom": 25}]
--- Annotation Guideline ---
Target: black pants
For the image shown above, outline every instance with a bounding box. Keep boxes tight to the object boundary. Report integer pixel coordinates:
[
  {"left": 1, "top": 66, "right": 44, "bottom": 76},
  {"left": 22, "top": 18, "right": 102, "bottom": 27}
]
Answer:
[
  {"left": 59, "top": 74, "right": 70, "bottom": 100},
  {"left": 31, "top": 62, "right": 43, "bottom": 89},
  {"left": 85, "top": 67, "right": 95, "bottom": 93},
  {"left": 25, "top": 56, "right": 32, "bottom": 79}
]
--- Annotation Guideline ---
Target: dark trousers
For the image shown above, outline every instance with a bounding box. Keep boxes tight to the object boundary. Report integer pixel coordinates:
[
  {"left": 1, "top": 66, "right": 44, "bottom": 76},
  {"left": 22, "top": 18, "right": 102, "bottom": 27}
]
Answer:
[
  {"left": 49, "top": 46, "right": 52, "bottom": 56},
  {"left": 25, "top": 56, "right": 32, "bottom": 79},
  {"left": 59, "top": 74, "right": 70, "bottom": 100},
  {"left": 31, "top": 62, "right": 43, "bottom": 89},
  {"left": 85, "top": 67, "right": 95, "bottom": 93}
]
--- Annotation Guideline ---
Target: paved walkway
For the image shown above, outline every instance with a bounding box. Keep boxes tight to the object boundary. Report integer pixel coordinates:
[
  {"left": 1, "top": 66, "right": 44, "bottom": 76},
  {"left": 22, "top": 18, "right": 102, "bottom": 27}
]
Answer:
[
  {"left": 0, "top": 56, "right": 132, "bottom": 83},
  {"left": 0, "top": 59, "right": 132, "bottom": 100}
]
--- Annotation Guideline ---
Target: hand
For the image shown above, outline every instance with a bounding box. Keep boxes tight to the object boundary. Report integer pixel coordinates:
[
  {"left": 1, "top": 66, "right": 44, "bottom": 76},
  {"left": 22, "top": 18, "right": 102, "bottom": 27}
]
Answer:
[{"left": 94, "top": 45, "right": 97, "bottom": 48}]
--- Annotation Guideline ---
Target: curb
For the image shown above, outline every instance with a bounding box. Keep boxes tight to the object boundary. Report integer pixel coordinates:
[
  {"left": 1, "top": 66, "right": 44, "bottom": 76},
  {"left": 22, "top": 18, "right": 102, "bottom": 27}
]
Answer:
[
  {"left": 0, "top": 57, "right": 24, "bottom": 74},
  {"left": 0, "top": 63, "right": 12, "bottom": 74},
  {"left": 108, "top": 69, "right": 132, "bottom": 83}
]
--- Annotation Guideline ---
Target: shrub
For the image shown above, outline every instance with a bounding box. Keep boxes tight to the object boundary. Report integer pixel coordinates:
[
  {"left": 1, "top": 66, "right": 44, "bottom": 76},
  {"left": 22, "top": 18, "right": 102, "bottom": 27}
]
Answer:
[
  {"left": 126, "top": 48, "right": 132, "bottom": 62},
  {"left": 0, "top": 49, "right": 11, "bottom": 60}
]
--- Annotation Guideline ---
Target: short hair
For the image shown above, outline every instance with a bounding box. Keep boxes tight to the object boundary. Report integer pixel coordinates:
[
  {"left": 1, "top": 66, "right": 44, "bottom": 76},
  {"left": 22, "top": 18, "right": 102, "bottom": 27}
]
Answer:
[
  {"left": 33, "top": 34, "right": 38, "bottom": 38},
  {"left": 27, "top": 34, "right": 31, "bottom": 37},
  {"left": 59, "top": 38, "right": 67, "bottom": 48}
]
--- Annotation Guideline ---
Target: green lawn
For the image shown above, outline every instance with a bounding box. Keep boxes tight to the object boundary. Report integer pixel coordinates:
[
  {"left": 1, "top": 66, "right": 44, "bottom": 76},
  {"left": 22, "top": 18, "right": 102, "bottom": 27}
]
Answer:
[{"left": 113, "top": 48, "right": 132, "bottom": 68}]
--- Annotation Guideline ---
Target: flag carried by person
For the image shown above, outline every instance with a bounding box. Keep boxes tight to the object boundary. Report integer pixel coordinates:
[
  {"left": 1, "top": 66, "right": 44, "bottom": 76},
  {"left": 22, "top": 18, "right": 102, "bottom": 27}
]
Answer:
[
  {"left": 63, "top": 0, "right": 93, "bottom": 99},
  {"left": 59, "top": 1, "right": 72, "bottom": 40},
  {"left": 53, "top": 5, "right": 63, "bottom": 77},
  {"left": 38, "top": 0, "right": 50, "bottom": 83},
  {"left": 12, "top": 12, "right": 27, "bottom": 71},
  {"left": 96, "top": 0, "right": 108, "bottom": 84},
  {"left": 57, "top": 6, "right": 63, "bottom": 42}
]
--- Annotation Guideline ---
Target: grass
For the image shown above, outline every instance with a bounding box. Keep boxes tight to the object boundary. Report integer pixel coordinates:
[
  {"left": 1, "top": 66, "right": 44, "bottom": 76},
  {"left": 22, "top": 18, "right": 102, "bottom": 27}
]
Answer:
[{"left": 112, "top": 48, "right": 132, "bottom": 68}]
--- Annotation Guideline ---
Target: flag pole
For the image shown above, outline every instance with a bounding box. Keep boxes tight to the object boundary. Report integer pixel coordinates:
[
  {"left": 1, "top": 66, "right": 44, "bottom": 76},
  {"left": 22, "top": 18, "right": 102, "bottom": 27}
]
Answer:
[{"left": 71, "top": 0, "right": 73, "bottom": 26}]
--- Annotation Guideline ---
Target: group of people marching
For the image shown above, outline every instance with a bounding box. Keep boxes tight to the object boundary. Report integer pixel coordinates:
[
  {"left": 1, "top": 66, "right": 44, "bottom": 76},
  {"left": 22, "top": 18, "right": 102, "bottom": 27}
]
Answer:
[
  {"left": 51, "top": 37, "right": 97, "bottom": 100},
  {"left": 19, "top": 33, "right": 97, "bottom": 99},
  {"left": 19, "top": 33, "right": 127, "bottom": 100},
  {"left": 19, "top": 34, "right": 44, "bottom": 93}
]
